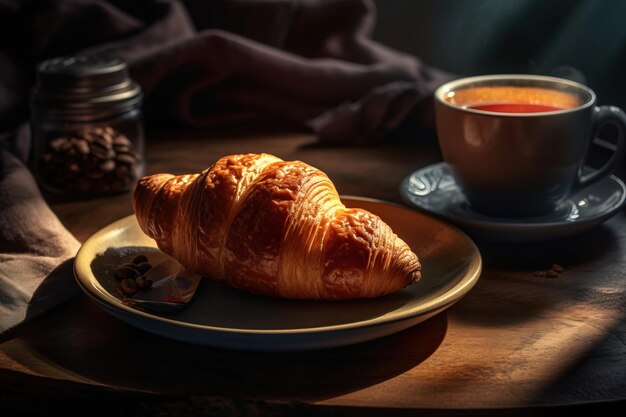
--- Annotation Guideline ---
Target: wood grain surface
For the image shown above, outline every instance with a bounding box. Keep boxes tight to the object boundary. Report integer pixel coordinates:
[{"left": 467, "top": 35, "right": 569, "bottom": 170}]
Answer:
[{"left": 2, "top": 125, "right": 626, "bottom": 416}]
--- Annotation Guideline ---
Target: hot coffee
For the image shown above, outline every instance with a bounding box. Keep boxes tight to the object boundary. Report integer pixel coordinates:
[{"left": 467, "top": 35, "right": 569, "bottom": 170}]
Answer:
[{"left": 445, "top": 86, "right": 581, "bottom": 114}]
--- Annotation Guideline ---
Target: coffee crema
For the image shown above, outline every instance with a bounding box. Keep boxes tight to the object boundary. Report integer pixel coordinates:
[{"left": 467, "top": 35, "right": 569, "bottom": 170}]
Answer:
[{"left": 445, "top": 86, "right": 581, "bottom": 113}]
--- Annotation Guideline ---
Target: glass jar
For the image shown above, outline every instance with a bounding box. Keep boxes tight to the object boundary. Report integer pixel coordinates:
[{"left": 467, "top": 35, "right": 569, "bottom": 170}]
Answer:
[{"left": 30, "top": 54, "right": 144, "bottom": 197}]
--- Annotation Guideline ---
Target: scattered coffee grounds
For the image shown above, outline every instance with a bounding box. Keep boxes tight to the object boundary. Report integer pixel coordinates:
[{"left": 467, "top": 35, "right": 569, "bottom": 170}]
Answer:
[
  {"left": 533, "top": 263, "right": 565, "bottom": 278},
  {"left": 114, "top": 254, "right": 153, "bottom": 296},
  {"left": 40, "top": 126, "right": 141, "bottom": 194}
]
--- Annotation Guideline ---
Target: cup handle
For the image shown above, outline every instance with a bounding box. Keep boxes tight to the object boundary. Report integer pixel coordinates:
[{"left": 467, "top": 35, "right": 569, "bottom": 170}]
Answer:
[{"left": 576, "top": 105, "right": 626, "bottom": 188}]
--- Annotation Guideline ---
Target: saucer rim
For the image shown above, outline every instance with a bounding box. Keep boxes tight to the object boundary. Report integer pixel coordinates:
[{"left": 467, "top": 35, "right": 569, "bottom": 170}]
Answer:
[{"left": 399, "top": 162, "right": 626, "bottom": 231}]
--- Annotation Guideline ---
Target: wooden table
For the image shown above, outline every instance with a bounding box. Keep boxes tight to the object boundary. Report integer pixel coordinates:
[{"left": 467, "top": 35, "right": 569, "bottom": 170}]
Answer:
[{"left": 2, "top": 125, "right": 626, "bottom": 416}]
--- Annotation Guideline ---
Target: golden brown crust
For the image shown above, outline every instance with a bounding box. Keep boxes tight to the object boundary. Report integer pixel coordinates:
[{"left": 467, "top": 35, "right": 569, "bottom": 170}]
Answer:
[{"left": 132, "top": 153, "right": 421, "bottom": 300}]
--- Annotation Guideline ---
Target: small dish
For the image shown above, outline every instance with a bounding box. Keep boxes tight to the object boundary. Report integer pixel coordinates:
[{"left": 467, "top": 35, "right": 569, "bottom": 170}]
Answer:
[
  {"left": 74, "top": 196, "right": 481, "bottom": 352},
  {"left": 400, "top": 162, "right": 626, "bottom": 243}
]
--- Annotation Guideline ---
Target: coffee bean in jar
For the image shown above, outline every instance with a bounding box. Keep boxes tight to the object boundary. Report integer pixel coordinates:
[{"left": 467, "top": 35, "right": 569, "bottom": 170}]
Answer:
[{"left": 30, "top": 54, "right": 144, "bottom": 197}]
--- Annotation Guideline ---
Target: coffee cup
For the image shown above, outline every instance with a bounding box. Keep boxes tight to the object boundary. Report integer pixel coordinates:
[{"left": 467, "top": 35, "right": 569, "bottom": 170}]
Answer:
[{"left": 434, "top": 74, "right": 626, "bottom": 217}]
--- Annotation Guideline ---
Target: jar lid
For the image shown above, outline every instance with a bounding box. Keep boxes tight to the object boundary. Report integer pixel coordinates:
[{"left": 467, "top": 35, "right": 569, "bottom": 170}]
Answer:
[{"left": 32, "top": 54, "right": 142, "bottom": 118}]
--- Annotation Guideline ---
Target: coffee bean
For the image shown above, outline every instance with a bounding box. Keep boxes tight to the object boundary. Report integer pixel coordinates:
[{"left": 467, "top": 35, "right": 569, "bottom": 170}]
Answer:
[
  {"left": 49, "top": 137, "right": 68, "bottom": 151},
  {"left": 73, "top": 138, "right": 90, "bottom": 155},
  {"left": 132, "top": 255, "right": 148, "bottom": 265},
  {"left": 120, "top": 278, "right": 139, "bottom": 296},
  {"left": 60, "top": 140, "right": 74, "bottom": 152},
  {"left": 136, "top": 276, "right": 153, "bottom": 291},
  {"left": 114, "top": 134, "right": 132, "bottom": 147},
  {"left": 94, "top": 133, "right": 113, "bottom": 148},
  {"left": 115, "top": 265, "right": 139, "bottom": 280},
  {"left": 99, "top": 160, "right": 115, "bottom": 172},
  {"left": 113, "top": 144, "right": 131, "bottom": 153},
  {"left": 91, "top": 145, "right": 115, "bottom": 161},
  {"left": 82, "top": 131, "right": 98, "bottom": 143},
  {"left": 116, "top": 153, "right": 138, "bottom": 165},
  {"left": 102, "top": 132, "right": 114, "bottom": 143},
  {"left": 120, "top": 262, "right": 142, "bottom": 273},
  {"left": 135, "top": 262, "right": 152, "bottom": 274},
  {"left": 90, "top": 138, "right": 110, "bottom": 153}
]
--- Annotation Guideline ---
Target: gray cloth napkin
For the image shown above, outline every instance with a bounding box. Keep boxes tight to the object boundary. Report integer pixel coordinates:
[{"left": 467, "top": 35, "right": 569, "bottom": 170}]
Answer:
[{"left": 0, "top": 150, "right": 80, "bottom": 334}]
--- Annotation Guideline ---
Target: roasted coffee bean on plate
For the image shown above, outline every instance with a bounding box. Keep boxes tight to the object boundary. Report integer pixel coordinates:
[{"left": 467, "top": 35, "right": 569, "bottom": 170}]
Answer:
[
  {"left": 114, "top": 265, "right": 139, "bottom": 280},
  {"left": 135, "top": 276, "right": 153, "bottom": 291},
  {"left": 120, "top": 278, "right": 139, "bottom": 296},
  {"left": 132, "top": 255, "right": 148, "bottom": 264},
  {"left": 114, "top": 254, "right": 154, "bottom": 297}
]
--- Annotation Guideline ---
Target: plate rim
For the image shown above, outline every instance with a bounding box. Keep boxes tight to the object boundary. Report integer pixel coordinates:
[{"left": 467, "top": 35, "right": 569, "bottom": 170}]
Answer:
[
  {"left": 399, "top": 162, "right": 626, "bottom": 230},
  {"left": 74, "top": 195, "right": 482, "bottom": 336}
]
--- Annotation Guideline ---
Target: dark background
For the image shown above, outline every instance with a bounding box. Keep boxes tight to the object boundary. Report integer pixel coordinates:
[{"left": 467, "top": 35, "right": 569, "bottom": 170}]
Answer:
[{"left": 371, "top": 0, "right": 626, "bottom": 110}]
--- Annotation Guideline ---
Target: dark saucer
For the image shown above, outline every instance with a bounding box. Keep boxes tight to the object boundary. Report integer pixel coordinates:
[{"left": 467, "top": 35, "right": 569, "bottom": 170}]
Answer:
[{"left": 400, "top": 162, "right": 626, "bottom": 243}]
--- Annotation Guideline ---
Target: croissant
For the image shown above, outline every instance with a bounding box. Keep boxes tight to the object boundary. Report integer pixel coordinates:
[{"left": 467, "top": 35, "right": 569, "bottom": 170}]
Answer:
[{"left": 132, "top": 153, "right": 421, "bottom": 300}]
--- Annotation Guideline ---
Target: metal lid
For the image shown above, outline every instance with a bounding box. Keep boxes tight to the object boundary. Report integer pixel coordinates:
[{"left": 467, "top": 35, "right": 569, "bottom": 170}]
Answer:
[{"left": 32, "top": 54, "right": 142, "bottom": 119}]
